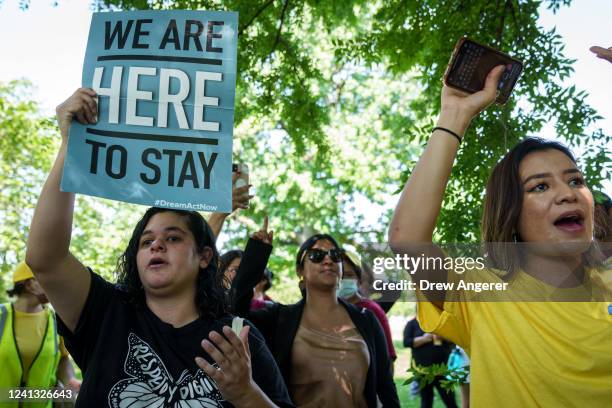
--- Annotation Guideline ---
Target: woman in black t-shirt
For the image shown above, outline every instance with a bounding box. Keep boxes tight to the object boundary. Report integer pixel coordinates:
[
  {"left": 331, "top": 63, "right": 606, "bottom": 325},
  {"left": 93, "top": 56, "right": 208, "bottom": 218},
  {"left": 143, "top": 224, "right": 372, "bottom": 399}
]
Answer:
[{"left": 26, "top": 88, "right": 293, "bottom": 408}]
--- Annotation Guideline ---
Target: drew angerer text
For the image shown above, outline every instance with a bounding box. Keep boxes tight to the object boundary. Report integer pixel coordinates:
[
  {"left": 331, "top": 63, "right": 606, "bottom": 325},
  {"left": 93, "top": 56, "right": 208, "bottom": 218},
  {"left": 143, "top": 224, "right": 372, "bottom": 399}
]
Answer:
[{"left": 373, "top": 279, "right": 509, "bottom": 293}]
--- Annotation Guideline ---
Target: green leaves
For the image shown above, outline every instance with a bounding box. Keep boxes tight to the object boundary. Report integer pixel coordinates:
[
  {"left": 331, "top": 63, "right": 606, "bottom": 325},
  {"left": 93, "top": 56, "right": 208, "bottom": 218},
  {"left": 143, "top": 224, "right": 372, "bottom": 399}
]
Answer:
[
  {"left": 0, "top": 80, "right": 56, "bottom": 300},
  {"left": 93, "top": 0, "right": 608, "bottom": 300},
  {"left": 4, "top": 0, "right": 608, "bottom": 304},
  {"left": 0, "top": 81, "right": 141, "bottom": 301},
  {"left": 404, "top": 361, "right": 469, "bottom": 390}
]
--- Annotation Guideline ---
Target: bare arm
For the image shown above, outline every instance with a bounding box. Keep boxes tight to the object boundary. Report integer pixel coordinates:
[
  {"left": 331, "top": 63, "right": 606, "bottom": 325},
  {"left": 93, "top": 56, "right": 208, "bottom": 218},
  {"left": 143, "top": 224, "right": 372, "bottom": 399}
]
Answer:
[
  {"left": 388, "top": 66, "right": 505, "bottom": 309},
  {"left": 403, "top": 321, "right": 432, "bottom": 348},
  {"left": 56, "top": 355, "right": 81, "bottom": 391},
  {"left": 412, "top": 333, "right": 434, "bottom": 348},
  {"left": 590, "top": 46, "right": 612, "bottom": 64},
  {"left": 26, "top": 88, "right": 98, "bottom": 332},
  {"left": 208, "top": 171, "right": 252, "bottom": 240},
  {"left": 208, "top": 212, "right": 229, "bottom": 241}
]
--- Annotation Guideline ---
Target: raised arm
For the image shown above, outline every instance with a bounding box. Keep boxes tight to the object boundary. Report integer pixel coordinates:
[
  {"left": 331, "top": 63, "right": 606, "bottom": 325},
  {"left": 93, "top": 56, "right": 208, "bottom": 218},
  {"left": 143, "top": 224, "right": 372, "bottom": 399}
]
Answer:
[
  {"left": 25, "top": 88, "right": 98, "bottom": 332},
  {"left": 232, "top": 217, "right": 274, "bottom": 315},
  {"left": 389, "top": 66, "right": 504, "bottom": 247},
  {"left": 208, "top": 171, "right": 252, "bottom": 240},
  {"left": 590, "top": 45, "right": 612, "bottom": 64},
  {"left": 388, "top": 66, "right": 504, "bottom": 307}
]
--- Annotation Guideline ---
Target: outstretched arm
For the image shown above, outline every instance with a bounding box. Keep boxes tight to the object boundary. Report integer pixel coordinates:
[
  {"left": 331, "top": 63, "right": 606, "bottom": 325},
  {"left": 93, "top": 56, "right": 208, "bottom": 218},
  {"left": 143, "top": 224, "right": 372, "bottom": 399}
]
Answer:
[
  {"left": 26, "top": 88, "right": 97, "bottom": 332},
  {"left": 388, "top": 66, "right": 505, "bottom": 308},
  {"left": 590, "top": 46, "right": 612, "bottom": 64},
  {"left": 232, "top": 216, "right": 274, "bottom": 315}
]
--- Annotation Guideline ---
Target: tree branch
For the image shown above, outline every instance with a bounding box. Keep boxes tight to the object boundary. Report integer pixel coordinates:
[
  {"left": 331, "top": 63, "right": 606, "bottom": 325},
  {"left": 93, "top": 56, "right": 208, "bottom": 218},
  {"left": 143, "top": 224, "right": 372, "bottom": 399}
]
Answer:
[
  {"left": 270, "top": 0, "right": 290, "bottom": 55},
  {"left": 238, "top": 0, "right": 275, "bottom": 37},
  {"left": 495, "top": 0, "right": 510, "bottom": 47},
  {"left": 329, "top": 63, "right": 348, "bottom": 107},
  {"left": 507, "top": 0, "right": 524, "bottom": 47}
]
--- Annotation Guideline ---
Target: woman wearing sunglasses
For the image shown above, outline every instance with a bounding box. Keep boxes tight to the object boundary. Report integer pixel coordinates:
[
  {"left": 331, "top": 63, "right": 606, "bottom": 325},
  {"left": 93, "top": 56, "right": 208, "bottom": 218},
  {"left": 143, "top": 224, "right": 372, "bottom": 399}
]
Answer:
[{"left": 232, "top": 232, "right": 399, "bottom": 407}]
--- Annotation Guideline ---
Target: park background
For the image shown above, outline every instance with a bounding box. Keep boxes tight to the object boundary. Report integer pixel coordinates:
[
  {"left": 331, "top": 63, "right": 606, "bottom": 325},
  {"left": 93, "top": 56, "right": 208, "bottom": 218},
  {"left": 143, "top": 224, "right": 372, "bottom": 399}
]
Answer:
[{"left": 1, "top": 0, "right": 611, "bottom": 405}]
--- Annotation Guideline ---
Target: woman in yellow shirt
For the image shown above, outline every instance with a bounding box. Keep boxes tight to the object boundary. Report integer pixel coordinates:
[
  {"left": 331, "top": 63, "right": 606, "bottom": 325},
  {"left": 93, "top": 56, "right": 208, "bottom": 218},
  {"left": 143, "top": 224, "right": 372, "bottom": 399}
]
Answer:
[
  {"left": 0, "top": 262, "right": 81, "bottom": 407},
  {"left": 388, "top": 62, "right": 611, "bottom": 407}
]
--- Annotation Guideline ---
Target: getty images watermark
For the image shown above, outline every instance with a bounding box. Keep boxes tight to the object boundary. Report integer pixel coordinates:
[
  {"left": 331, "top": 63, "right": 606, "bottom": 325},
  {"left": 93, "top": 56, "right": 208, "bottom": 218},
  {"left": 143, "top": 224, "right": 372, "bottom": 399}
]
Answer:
[
  {"left": 154, "top": 200, "right": 218, "bottom": 212},
  {"left": 369, "top": 252, "right": 507, "bottom": 293},
  {"left": 356, "top": 242, "right": 611, "bottom": 302}
]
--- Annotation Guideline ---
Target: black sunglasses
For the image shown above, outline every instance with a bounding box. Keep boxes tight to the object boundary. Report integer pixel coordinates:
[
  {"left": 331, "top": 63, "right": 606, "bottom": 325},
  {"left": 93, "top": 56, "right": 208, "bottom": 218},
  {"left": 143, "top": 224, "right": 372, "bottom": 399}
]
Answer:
[{"left": 305, "top": 248, "right": 343, "bottom": 263}]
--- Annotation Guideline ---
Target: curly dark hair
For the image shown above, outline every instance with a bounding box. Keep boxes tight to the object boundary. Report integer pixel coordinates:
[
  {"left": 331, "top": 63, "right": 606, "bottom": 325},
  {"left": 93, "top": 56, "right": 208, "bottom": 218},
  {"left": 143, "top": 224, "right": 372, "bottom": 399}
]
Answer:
[{"left": 116, "top": 207, "right": 228, "bottom": 320}]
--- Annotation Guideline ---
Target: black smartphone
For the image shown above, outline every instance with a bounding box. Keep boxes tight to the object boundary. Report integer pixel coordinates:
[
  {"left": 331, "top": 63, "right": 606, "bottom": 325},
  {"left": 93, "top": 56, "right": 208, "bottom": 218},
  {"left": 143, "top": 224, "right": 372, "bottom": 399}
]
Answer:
[{"left": 444, "top": 37, "right": 523, "bottom": 105}]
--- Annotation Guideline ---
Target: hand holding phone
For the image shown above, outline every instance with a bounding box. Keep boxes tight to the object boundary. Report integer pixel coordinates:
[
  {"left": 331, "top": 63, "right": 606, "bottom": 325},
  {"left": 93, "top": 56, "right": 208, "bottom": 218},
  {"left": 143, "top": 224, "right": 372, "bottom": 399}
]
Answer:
[
  {"left": 231, "top": 163, "right": 251, "bottom": 211},
  {"left": 232, "top": 163, "right": 249, "bottom": 188},
  {"left": 443, "top": 37, "right": 523, "bottom": 105}
]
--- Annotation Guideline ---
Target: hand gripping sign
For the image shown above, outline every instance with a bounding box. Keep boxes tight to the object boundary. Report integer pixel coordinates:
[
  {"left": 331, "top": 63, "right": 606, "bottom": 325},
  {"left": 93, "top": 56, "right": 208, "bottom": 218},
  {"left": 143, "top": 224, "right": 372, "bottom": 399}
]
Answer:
[{"left": 61, "top": 10, "right": 238, "bottom": 212}]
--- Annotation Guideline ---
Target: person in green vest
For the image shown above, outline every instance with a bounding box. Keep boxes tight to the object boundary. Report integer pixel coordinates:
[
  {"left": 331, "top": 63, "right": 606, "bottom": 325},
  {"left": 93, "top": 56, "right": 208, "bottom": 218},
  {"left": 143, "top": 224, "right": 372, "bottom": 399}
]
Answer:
[{"left": 0, "top": 262, "right": 81, "bottom": 407}]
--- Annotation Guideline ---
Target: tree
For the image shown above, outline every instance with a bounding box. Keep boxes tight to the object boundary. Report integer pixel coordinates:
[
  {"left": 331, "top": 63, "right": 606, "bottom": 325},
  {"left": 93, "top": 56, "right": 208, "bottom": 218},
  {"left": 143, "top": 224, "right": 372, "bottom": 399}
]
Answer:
[
  {"left": 3, "top": 0, "right": 609, "bottom": 305},
  {"left": 339, "top": 0, "right": 610, "bottom": 242},
  {"left": 0, "top": 81, "right": 141, "bottom": 301},
  {"left": 0, "top": 81, "right": 55, "bottom": 299}
]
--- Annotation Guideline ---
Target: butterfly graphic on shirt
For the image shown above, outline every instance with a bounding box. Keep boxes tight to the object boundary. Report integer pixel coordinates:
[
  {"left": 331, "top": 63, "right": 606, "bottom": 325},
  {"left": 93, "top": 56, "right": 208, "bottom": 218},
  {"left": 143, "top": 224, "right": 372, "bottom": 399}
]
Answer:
[{"left": 108, "top": 333, "right": 224, "bottom": 407}]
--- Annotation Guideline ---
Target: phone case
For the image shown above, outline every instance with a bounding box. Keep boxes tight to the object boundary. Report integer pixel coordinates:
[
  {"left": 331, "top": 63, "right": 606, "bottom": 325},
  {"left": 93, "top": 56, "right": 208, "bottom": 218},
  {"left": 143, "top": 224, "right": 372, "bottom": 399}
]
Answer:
[
  {"left": 232, "top": 163, "right": 249, "bottom": 188},
  {"left": 443, "top": 37, "right": 523, "bottom": 105}
]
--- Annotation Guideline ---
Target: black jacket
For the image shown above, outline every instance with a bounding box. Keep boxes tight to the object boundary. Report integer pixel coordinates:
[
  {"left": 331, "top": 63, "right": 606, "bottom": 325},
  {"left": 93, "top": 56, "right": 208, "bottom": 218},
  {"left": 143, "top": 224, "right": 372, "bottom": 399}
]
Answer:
[{"left": 231, "top": 238, "right": 400, "bottom": 407}]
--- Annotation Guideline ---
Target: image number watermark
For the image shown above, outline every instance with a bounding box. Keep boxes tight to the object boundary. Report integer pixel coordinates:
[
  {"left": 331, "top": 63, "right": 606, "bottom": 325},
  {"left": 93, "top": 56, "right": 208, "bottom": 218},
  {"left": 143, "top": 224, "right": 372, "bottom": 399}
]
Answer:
[{"left": 0, "top": 388, "right": 75, "bottom": 402}]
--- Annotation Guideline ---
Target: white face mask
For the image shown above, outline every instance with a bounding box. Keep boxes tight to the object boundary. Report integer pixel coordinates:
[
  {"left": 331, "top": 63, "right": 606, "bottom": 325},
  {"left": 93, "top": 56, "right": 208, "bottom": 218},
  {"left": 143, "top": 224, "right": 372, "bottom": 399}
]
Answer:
[{"left": 337, "top": 278, "right": 359, "bottom": 298}]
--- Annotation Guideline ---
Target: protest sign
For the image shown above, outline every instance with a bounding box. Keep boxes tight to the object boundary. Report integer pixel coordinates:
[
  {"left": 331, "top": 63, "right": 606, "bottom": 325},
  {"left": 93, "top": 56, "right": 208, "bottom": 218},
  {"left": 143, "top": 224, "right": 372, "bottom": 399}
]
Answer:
[{"left": 61, "top": 10, "right": 238, "bottom": 212}]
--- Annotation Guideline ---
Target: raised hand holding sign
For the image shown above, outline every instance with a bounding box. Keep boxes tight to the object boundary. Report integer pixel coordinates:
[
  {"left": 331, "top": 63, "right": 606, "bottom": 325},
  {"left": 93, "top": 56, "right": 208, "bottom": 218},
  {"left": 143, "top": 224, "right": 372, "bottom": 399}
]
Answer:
[{"left": 61, "top": 11, "right": 238, "bottom": 212}]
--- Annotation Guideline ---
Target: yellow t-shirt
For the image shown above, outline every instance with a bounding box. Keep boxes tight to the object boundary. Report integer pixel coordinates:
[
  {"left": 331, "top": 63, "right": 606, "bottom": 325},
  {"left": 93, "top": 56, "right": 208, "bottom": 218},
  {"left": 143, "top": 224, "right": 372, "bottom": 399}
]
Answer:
[
  {"left": 14, "top": 308, "right": 68, "bottom": 381},
  {"left": 417, "top": 268, "right": 612, "bottom": 408}
]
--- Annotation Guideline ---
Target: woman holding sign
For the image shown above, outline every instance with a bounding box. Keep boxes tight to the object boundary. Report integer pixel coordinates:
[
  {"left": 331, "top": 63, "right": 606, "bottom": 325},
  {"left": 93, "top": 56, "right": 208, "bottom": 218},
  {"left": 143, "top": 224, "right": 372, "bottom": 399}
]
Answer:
[
  {"left": 26, "top": 88, "right": 294, "bottom": 408},
  {"left": 388, "top": 63, "right": 612, "bottom": 407}
]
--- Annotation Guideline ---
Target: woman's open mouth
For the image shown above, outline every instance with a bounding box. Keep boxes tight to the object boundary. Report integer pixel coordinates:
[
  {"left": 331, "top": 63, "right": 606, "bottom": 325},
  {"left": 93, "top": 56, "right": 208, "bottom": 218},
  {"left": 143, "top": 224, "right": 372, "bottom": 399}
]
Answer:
[
  {"left": 553, "top": 211, "right": 585, "bottom": 233},
  {"left": 148, "top": 257, "right": 168, "bottom": 268}
]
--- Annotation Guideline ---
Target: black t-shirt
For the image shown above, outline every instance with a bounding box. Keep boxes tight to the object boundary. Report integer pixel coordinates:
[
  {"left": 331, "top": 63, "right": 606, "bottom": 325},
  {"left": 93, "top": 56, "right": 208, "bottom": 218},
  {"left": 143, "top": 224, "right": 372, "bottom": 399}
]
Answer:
[
  {"left": 57, "top": 271, "right": 293, "bottom": 407},
  {"left": 403, "top": 318, "right": 454, "bottom": 367}
]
